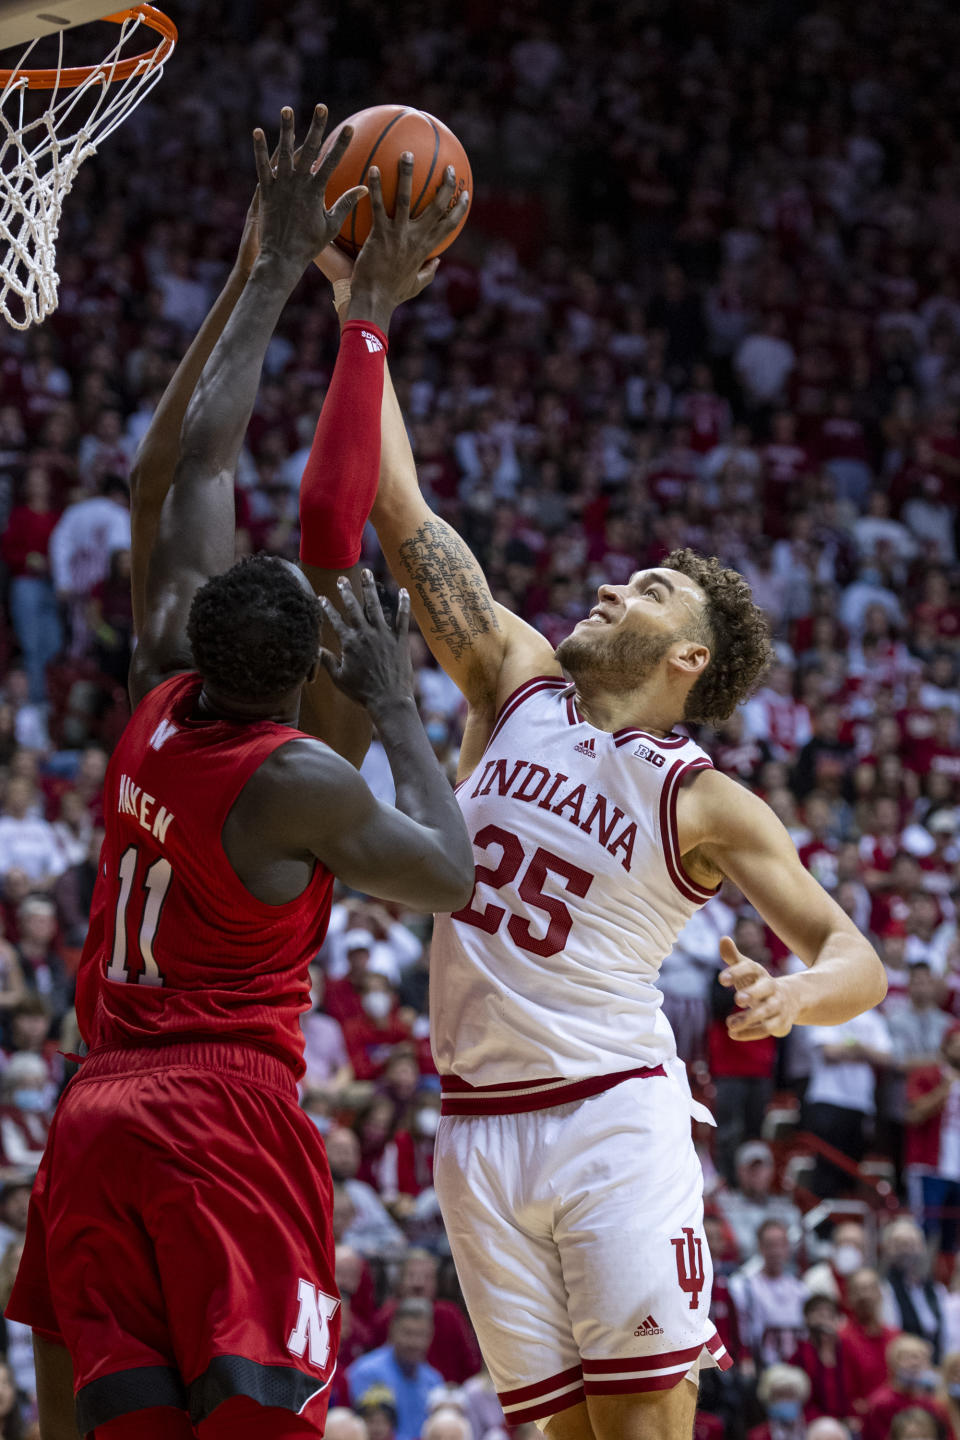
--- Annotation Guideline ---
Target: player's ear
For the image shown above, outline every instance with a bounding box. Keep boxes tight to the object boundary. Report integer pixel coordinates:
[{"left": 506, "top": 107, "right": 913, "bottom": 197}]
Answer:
[
  {"left": 670, "top": 640, "right": 709, "bottom": 678},
  {"left": 305, "top": 659, "right": 320, "bottom": 685}
]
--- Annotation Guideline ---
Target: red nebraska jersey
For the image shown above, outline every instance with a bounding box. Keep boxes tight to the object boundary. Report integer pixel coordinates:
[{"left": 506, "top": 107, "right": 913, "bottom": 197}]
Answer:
[{"left": 76, "top": 672, "right": 333, "bottom": 1076}]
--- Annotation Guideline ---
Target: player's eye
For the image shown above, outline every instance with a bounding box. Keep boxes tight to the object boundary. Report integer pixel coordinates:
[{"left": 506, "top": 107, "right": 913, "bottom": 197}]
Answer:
[{"left": 645, "top": 586, "right": 662, "bottom": 601}]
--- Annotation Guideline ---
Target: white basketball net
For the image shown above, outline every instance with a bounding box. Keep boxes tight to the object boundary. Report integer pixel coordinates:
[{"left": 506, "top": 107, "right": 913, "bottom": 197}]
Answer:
[{"left": 0, "top": 13, "right": 171, "bottom": 330}]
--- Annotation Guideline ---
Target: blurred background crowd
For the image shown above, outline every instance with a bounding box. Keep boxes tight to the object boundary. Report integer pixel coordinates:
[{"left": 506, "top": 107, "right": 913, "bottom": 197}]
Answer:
[{"left": 3, "top": 0, "right": 960, "bottom": 1434}]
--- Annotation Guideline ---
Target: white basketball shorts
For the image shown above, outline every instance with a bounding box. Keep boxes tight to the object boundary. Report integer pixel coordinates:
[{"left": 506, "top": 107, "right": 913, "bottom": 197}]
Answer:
[{"left": 434, "top": 1070, "right": 731, "bottom": 1428}]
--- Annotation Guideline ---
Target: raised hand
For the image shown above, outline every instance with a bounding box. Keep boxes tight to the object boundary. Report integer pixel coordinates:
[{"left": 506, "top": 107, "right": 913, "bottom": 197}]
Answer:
[
  {"left": 347, "top": 154, "right": 470, "bottom": 330},
  {"left": 718, "top": 935, "right": 799, "bottom": 1040},
  {"left": 253, "top": 106, "right": 367, "bottom": 275},
  {"left": 317, "top": 571, "right": 415, "bottom": 713}
]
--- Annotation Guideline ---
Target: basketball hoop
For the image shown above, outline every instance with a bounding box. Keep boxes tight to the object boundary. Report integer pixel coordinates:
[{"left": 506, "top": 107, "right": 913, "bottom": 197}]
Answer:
[{"left": 0, "top": 5, "right": 177, "bottom": 329}]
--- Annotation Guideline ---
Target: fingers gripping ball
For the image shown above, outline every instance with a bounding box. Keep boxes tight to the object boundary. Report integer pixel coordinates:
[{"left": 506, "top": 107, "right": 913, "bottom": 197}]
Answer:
[{"left": 318, "top": 105, "right": 472, "bottom": 258}]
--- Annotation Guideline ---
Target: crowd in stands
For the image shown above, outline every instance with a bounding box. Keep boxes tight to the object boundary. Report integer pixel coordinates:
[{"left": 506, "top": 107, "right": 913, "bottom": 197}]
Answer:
[{"left": 5, "top": 0, "right": 960, "bottom": 1433}]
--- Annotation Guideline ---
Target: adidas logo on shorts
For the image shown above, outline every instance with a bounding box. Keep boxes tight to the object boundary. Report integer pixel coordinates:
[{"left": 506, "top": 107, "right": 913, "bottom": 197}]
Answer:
[
  {"left": 574, "top": 737, "right": 597, "bottom": 758},
  {"left": 633, "top": 1314, "right": 664, "bottom": 1337}
]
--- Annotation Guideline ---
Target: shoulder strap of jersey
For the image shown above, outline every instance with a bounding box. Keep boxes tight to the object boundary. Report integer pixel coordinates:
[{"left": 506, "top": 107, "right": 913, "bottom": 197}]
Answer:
[{"left": 486, "top": 675, "right": 569, "bottom": 750}]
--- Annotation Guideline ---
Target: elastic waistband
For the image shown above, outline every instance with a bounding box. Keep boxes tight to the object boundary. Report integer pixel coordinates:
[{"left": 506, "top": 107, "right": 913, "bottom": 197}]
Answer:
[
  {"left": 73, "top": 1041, "right": 297, "bottom": 1098},
  {"left": 440, "top": 1064, "right": 665, "bottom": 1117}
]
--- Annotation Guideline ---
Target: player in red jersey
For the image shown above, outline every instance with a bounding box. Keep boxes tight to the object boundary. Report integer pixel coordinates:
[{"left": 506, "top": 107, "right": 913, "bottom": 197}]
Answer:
[{"left": 7, "top": 107, "right": 473, "bottom": 1440}]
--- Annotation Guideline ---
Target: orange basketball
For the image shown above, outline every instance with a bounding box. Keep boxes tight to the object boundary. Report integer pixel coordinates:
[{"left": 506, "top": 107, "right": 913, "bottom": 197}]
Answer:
[{"left": 319, "top": 104, "right": 472, "bottom": 259}]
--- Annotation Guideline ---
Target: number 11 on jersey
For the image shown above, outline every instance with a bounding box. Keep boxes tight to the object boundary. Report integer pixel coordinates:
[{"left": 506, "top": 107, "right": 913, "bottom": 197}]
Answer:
[{"left": 106, "top": 844, "right": 172, "bottom": 987}]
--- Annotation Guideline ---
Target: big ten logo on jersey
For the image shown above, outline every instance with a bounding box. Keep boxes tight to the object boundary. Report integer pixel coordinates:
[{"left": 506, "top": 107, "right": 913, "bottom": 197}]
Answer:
[
  {"left": 287, "top": 1279, "right": 341, "bottom": 1369},
  {"left": 633, "top": 742, "right": 665, "bottom": 768}
]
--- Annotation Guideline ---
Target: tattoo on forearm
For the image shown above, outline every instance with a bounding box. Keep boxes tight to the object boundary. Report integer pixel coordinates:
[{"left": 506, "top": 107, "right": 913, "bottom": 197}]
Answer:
[{"left": 397, "top": 520, "right": 501, "bottom": 661}]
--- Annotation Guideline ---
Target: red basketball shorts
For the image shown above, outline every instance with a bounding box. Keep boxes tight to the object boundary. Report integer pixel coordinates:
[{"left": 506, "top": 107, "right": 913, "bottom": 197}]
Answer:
[{"left": 7, "top": 1041, "right": 341, "bottom": 1436}]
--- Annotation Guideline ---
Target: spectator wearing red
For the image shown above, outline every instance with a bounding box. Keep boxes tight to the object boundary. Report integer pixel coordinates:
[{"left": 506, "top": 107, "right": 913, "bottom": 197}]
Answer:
[
  {"left": 790, "top": 1293, "right": 854, "bottom": 1423},
  {"left": 325, "top": 930, "right": 377, "bottom": 1025},
  {"left": 838, "top": 1266, "right": 902, "bottom": 1419},
  {"left": 371, "top": 1249, "right": 482, "bottom": 1384},
  {"left": 371, "top": 1091, "right": 439, "bottom": 1208},
  {"left": 860, "top": 1333, "right": 950, "bottom": 1440},
  {"left": 707, "top": 917, "right": 778, "bottom": 1185},
  {"left": 340, "top": 975, "right": 412, "bottom": 1083},
  {"left": 906, "top": 1024, "right": 960, "bottom": 1254}
]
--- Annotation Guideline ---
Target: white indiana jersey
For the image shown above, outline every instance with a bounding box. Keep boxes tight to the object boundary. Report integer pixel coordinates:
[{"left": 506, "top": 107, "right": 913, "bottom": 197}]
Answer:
[{"left": 431, "top": 676, "right": 719, "bottom": 1084}]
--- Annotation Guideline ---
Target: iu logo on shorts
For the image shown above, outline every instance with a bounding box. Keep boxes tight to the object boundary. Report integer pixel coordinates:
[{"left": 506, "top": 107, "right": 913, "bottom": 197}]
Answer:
[
  {"left": 670, "top": 1227, "right": 705, "bottom": 1310},
  {"left": 286, "top": 1278, "right": 341, "bottom": 1368}
]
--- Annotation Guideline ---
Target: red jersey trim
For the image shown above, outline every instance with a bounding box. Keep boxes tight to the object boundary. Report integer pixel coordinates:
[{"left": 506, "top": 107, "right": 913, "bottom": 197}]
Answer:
[
  {"left": 498, "top": 1364, "right": 583, "bottom": 1407},
  {"left": 562, "top": 688, "right": 688, "bottom": 747},
  {"left": 498, "top": 1365, "right": 585, "bottom": 1422},
  {"left": 440, "top": 1064, "right": 665, "bottom": 1116},
  {"left": 581, "top": 1346, "right": 702, "bottom": 1375},
  {"left": 499, "top": 1386, "right": 585, "bottom": 1425},
  {"left": 660, "top": 759, "right": 720, "bottom": 904},
  {"left": 482, "top": 676, "right": 568, "bottom": 756},
  {"left": 612, "top": 728, "right": 689, "bottom": 749}
]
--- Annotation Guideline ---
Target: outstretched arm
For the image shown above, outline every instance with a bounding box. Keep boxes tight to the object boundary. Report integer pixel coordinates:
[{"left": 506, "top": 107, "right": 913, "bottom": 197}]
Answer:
[
  {"left": 128, "top": 197, "right": 261, "bottom": 636},
  {"left": 312, "top": 162, "right": 558, "bottom": 742},
  {"left": 296, "top": 155, "right": 477, "bottom": 765},
  {"left": 129, "top": 107, "right": 365, "bottom": 709},
  {"left": 679, "top": 770, "right": 887, "bottom": 1037},
  {"left": 372, "top": 362, "right": 559, "bottom": 727}
]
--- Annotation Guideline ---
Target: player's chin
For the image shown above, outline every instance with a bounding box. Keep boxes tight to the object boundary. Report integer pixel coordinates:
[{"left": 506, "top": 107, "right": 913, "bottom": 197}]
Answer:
[{"left": 556, "top": 625, "right": 602, "bottom": 670}]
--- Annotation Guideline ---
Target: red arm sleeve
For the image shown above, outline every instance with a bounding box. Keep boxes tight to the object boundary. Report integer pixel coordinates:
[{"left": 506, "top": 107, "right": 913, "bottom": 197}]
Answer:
[{"left": 298, "top": 319, "right": 388, "bottom": 570}]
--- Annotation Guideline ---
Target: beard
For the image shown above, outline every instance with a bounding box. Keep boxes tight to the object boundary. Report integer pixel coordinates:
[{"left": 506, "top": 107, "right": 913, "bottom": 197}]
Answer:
[{"left": 555, "top": 622, "right": 676, "bottom": 694}]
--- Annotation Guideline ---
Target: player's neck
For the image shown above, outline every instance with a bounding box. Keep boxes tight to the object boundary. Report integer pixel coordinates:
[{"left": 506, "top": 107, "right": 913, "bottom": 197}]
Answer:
[
  {"left": 575, "top": 681, "right": 679, "bottom": 737},
  {"left": 196, "top": 684, "right": 298, "bottom": 726}
]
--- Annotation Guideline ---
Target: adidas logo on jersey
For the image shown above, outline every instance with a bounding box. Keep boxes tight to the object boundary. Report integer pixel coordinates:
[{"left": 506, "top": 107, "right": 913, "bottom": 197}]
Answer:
[
  {"left": 362, "top": 330, "right": 384, "bottom": 353},
  {"left": 574, "top": 737, "right": 597, "bottom": 758},
  {"left": 633, "top": 743, "right": 666, "bottom": 768},
  {"left": 633, "top": 1314, "right": 664, "bottom": 1337}
]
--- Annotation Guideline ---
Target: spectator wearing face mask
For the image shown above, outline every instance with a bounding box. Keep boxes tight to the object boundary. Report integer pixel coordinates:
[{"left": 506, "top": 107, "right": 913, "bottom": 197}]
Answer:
[
  {"left": 340, "top": 975, "right": 413, "bottom": 1082},
  {"left": 371, "top": 1249, "right": 482, "bottom": 1384},
  {"left": 372, "top": 1090, "right": 441, "bottom": 1217},
  {"left": 748, "top": 1363, "right": 810, "bottom": 1440},
  {"left": 860, "top": 1334, "right": 949, "bottom": 1440},
  {"left": 0, "top": 1054, "right": 51, "bottom": 1170},
  {"left": 803, "top": 1221, "right": 868, "bottom": 1309}
]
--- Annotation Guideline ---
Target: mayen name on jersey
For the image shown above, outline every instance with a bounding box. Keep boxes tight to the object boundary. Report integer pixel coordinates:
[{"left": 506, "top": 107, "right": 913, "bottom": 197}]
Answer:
[
  {"left": 468, "top": 756, "right": 637, "bottom": 871},
  {"left": 117, "top": 773, "right": 175, "bottom": 843}
]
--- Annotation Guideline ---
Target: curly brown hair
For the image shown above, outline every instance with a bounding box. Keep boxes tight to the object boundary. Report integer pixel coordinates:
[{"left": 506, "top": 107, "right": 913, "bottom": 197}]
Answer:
[{"left": 664, "top": 548, "right": 772, "bottom": 726}]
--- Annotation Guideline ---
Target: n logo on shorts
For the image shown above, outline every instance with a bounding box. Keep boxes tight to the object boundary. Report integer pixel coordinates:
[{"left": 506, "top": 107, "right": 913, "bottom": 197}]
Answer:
[
  {"left": 670, "top": 1226, "right": 705, "bottom": 1310},
  {"left": 286, "top": 1278, "right": 341, "bottom": 1368}
]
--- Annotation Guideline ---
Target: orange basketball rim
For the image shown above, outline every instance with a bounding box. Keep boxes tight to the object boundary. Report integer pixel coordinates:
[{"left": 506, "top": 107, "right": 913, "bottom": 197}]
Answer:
[{"left": 0, "top": 5, "right": 177, "bottom": 89}]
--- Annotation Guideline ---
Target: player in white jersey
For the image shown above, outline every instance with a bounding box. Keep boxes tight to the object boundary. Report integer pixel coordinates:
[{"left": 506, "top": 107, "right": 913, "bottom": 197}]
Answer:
[{"left": 318, "top": 247, "right": 887, "bottom": 1438}]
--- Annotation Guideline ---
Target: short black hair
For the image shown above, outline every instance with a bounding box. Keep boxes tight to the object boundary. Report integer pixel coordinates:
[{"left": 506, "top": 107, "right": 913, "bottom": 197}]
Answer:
[{"left": 187, "top": 555, "right": 321, "bottom": 702}]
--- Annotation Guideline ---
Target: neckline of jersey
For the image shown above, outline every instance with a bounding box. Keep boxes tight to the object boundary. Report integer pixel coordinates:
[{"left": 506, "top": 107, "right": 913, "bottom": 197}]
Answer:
[{"left": 561, "top": 684, "right": 685, "bottom": 746}]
